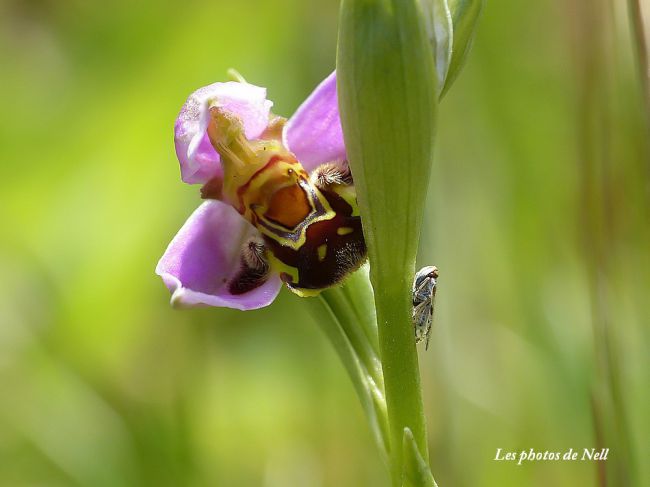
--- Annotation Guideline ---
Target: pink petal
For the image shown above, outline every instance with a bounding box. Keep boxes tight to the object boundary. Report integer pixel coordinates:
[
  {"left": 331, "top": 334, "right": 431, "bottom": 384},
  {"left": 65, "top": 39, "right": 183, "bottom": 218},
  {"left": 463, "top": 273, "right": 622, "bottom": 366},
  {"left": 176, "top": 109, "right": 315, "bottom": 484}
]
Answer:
[
  {"left": 174, "top": 82, "right": 273, "bottom": 184},
  {"left": 156, "top": 200, "right": 282, "bottom": 310},
  {"left": 284, "top": 71, "right": 347, "bottom": 172}
]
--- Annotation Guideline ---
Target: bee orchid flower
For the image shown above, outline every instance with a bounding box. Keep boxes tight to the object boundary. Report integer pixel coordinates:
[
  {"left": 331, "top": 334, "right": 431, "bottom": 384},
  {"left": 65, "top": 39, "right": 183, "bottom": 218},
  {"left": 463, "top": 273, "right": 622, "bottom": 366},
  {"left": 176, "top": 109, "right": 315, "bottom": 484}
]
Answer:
[{"left": 156, "top": 72, "right": 365, "bottom": 310}]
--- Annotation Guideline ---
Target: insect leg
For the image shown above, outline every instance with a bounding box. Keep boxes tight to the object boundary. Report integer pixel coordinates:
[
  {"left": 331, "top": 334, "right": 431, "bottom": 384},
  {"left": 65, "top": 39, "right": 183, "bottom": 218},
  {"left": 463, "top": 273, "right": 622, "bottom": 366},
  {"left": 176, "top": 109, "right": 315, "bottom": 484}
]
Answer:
[{"left": 413, "top": 278, "right": 430, "bottom": 304}]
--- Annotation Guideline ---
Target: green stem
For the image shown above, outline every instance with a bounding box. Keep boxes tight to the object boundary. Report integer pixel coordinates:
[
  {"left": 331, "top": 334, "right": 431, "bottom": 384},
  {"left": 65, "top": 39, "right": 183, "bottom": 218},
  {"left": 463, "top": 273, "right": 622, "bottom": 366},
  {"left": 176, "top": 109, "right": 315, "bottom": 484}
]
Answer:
[
  {"left": 375, "top": 275, "right": 429, "bottom": 486},
  {"left": 339, "top": 271, "right": 381, "bottom": 354},
  {"left": 307, "top": 270, "right": 390, "bottom": 459},
  {"left": 337, "top": 0, "right": 437, "bottom": 483},
  {"left": 320, "top": 288, "right": 383, "bottom": 387}
]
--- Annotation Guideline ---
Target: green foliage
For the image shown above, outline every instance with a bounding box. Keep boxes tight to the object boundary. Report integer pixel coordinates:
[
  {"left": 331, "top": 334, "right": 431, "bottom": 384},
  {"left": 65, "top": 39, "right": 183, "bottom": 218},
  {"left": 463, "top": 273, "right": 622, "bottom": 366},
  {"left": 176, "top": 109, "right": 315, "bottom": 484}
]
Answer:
[
  {"left": 420, "top": 0, "right": 485, "bottom": 97},
  {"left": 402, "top": 428, "right": 437, "bottom": 487},
  {"left": 442, "top": 0, "right": 485, "bottom": 96},
  {"left": 0, "top": 0, "right": 648, "bottom": 486},
  {"left": 337, "top": 0, "right": 438, "bottom": 484},
  {"left": 308, "top": 266, "right": 389, "bottom": 461}
]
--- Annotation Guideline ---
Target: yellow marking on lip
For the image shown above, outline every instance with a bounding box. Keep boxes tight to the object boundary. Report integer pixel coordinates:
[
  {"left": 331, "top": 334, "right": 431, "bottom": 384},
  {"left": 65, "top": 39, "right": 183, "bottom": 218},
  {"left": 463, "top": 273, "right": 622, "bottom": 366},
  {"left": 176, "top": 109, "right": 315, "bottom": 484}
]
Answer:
[
  {"left": 267, "top": 254, "right": 299, "bottom": 283},
  {"left": 337, "top": 227, "right": 354, "bottom": 236},
  {"left": 317, "top": 244, "right": 328, "bottom": 262}
]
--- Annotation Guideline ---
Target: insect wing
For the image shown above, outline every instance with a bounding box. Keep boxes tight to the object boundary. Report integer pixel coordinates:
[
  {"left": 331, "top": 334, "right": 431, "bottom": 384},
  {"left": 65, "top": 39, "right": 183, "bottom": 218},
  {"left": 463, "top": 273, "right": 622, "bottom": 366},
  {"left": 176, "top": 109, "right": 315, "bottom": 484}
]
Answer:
[{"left": 412, "top": 300, "right": 433, "bottom": 343}]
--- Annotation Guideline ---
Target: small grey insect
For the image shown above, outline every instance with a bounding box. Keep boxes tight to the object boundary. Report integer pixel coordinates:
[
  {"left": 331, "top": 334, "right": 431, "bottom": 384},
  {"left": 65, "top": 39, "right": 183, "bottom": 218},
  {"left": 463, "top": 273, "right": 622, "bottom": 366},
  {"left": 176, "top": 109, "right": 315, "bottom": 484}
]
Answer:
[{"left": 412, "top": 266, "right": 439, "bottom": 349}]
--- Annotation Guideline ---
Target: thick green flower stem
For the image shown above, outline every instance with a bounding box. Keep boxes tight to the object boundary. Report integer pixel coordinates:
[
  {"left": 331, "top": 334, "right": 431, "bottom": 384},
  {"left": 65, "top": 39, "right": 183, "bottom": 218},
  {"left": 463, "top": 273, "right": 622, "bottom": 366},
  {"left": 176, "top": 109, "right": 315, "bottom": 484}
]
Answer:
[
  {"left": 337, "top": 0, "right": 438, "bottom": 485},
  {"left": 375, "top": 277, "right": 433, "bottom": 487},
  {"left": 308, "top": 268, "right": 390, "bottom": 459}
]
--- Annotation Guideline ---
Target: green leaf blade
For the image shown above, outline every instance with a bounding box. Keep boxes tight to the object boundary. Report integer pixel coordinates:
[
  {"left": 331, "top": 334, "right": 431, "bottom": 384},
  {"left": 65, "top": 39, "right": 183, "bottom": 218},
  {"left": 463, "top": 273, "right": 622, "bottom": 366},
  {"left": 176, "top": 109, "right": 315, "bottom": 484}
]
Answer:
[
  {"left": 441, "top": 0, "right": 485, "bottom": 97},
  {"left": 337, "top": 0, "right": 438, "bottom": 484}
]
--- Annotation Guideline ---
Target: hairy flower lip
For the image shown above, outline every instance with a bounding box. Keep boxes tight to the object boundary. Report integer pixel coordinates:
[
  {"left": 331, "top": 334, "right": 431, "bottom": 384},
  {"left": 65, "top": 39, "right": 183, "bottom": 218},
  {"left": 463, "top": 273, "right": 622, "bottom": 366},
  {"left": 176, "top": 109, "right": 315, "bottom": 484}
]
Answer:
[
  {"left": 159, "top": 71, "right": 347, "bottom": 310},
  {"left": 156, "top": 200, "right": 283, "bottom": 310}
]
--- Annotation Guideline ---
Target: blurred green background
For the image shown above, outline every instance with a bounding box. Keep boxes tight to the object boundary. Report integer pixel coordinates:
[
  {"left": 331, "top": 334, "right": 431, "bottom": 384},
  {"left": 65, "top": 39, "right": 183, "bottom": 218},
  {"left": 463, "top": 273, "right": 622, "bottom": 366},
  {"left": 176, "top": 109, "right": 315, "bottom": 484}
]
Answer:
[{"left": 1, "top": 0, "right": 648, "bottom": 486}]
